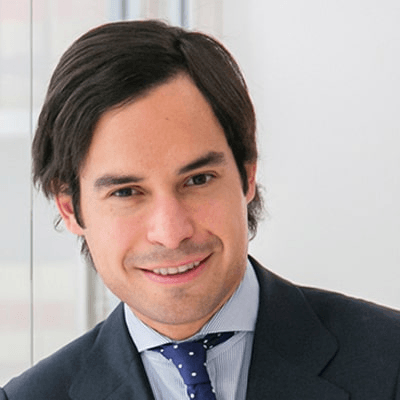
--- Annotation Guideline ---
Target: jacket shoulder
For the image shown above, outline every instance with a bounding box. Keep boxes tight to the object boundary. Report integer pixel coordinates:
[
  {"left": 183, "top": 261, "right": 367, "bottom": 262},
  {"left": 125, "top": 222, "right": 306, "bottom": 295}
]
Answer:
[
  {"left": 3, "top": 320, "right": 105, "bottom": 400},
  {"left": 301, "top": 286, "right": 400, "bottom": 397},
  {"left": 301, "top": 285, "right": 400, "bottom": 341},
  {"left": 251, "top": 258, "right": 400, "bottom": 398}
]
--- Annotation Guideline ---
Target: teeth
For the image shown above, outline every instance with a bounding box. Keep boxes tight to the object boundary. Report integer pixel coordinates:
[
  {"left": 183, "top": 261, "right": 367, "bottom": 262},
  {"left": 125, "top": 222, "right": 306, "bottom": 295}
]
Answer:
[{"left": 153, "top": 261, "right": 201, "bottom": 276}]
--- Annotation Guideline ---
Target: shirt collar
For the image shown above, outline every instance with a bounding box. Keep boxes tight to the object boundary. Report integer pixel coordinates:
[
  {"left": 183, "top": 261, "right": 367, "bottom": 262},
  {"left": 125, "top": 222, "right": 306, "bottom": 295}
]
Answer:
[{"left": 124, "top": 258, "right": 259, "bottom": 352}]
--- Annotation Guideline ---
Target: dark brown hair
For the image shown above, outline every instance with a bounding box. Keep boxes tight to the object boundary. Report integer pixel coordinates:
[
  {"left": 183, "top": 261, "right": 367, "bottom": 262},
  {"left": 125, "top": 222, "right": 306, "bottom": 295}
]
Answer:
[{"left": 32, "top": 20, "right": 263, "bottom": 260}]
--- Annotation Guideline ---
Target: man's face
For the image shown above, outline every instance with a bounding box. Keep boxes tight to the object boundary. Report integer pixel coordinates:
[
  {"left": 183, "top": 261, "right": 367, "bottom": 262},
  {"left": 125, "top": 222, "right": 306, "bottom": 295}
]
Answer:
[{"left": 57, "top": 74, "right": 256, "bottom": 340}]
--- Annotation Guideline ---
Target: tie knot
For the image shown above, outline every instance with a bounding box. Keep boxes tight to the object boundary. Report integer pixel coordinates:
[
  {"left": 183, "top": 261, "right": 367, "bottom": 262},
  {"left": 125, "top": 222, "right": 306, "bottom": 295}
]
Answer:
[{"left": 151, "top": 332, "right": 234, "bottom": 388}]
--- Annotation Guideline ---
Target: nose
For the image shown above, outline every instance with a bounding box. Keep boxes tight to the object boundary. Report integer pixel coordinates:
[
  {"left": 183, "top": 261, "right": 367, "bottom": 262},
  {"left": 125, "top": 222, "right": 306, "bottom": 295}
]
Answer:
[{"left": 146, "top": 194, "right": 194, "bottom": 249}]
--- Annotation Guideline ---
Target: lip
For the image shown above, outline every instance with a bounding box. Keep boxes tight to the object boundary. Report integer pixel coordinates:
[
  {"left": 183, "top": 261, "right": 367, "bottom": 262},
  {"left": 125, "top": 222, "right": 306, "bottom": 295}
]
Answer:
[
  {"left": 142, "top": 254, "right": 211, "bottom": 285},
  {"left": 144, "top": 256, "right": 206, "bottom": 271}
]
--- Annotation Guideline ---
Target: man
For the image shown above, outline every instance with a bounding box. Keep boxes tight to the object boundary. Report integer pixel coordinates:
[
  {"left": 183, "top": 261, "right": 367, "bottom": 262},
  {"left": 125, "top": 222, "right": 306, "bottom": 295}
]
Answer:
[{"left": 1, "top": 20, "right": 399, "bottom": 400}]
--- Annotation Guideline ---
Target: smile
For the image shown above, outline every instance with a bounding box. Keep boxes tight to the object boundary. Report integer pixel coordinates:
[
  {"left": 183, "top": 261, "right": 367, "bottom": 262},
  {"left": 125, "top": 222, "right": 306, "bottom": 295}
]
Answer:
[{"left": 152, "top": 261, "right": 201, "bottom": 276}]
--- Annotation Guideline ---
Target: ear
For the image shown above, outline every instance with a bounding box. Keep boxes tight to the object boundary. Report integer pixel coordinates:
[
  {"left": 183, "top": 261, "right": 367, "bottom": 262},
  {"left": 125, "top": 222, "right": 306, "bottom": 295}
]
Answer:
[
  {"left": 55, "top": 194, "right": 85, "bottom": 236},
  {"left": 245, "top": 162, "right": 257, "bottom": 204}
]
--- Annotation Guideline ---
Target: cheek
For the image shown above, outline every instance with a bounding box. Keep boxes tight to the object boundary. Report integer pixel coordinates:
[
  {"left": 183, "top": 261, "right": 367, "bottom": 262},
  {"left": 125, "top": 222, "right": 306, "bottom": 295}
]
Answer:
[
  {"left": 193, "top": 192, "right": 248, "bottom": 239},
  {"left": 195, "top": 200, "right": 225, "bottom": 227},
  {"left": 106, "top": 215, "right": 146, "bottom": 253},
  {"left": 84, "top": 214, "right": 139, "bottom": 262}
]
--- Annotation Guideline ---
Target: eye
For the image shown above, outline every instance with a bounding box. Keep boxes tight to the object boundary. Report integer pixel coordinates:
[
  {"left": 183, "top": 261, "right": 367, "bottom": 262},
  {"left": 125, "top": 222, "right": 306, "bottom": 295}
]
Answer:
[
  {"left": 111, "top": 187, "right": 139, "bottom": 197},
  {"left": 185, "top": 173, "right": 214, "bottom": 187}
]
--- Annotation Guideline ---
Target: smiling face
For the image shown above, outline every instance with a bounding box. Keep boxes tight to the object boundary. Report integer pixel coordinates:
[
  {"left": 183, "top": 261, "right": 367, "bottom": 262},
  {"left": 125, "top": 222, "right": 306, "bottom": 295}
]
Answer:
[{"left": 57, "top": 74, "right": 256, "bottom": 340}]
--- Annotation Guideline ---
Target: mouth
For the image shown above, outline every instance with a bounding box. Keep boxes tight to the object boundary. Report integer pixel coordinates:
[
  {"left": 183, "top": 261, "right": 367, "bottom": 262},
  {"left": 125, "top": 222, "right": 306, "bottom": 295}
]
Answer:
[
  {"left": 142, "top": 255, "right": 211, "bottom": 284},
  {"left": 152, "top": 261, "right": 201, "bottom": 276}
]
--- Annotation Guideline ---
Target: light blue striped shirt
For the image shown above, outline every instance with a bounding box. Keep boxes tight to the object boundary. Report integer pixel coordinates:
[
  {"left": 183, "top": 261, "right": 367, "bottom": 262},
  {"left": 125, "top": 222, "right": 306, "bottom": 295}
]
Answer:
[{"left": 124, "top": 260, "right": 259, "bottom": 400}]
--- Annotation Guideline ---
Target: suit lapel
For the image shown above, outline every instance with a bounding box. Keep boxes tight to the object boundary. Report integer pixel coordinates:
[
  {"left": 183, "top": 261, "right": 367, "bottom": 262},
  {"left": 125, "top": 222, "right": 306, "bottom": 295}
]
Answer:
[
  {"left": 69, "top": 304, "right": 156, "bottom": 400},
  {"left": 246, "top": 258, "right": 349, "bottom": 399}
]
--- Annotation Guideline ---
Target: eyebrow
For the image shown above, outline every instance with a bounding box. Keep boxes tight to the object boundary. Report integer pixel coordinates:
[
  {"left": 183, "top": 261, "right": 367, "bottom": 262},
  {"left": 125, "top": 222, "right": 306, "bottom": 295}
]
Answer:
[
  {"left": 177, "top": 151, "right": 226, "bottom": 175},
  {"left": 93, "top": 151, "right": 226, "bottom": 190},
  {"left": 94, "top": 174, "right": 143, "bottom": 190}
]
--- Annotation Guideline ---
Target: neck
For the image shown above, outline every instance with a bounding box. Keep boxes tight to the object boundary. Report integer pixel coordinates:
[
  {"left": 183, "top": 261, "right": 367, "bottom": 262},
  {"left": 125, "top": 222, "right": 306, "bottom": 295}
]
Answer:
[{"left": 132, "top": 309, "right": 216, "bottom": 341}]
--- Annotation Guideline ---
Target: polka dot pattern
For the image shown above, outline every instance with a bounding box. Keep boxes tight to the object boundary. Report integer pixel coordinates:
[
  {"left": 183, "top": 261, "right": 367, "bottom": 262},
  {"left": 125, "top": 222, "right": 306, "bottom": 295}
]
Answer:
[{"left": 152, "top": 332, "right": 234, "bottom": 399}]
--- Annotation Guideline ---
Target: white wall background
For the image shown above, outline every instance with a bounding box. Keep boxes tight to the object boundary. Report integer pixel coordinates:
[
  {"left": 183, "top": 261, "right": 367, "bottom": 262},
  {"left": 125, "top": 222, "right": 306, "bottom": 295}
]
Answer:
[{"left": 219, "top": 0, "right": 400, "bottom": 309}]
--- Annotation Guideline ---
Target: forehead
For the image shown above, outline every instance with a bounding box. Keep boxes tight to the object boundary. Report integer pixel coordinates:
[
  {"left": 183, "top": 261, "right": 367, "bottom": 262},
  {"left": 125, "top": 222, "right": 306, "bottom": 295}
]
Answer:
[{"left": 80, "top": 75, "right": 232, "bottom": 178}]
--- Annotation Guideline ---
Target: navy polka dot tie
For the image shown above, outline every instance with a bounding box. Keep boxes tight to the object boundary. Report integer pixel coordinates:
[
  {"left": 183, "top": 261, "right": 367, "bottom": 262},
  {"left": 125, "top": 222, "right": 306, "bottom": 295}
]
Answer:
[{"left": 152, "top": 332, "right": 234, "bottom": 399}]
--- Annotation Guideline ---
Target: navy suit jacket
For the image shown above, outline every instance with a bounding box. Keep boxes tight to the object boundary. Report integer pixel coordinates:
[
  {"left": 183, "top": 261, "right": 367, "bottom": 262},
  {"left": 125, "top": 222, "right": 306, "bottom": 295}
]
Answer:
[{"left": 1, "top": 257, "right": 400, "bottom": 399}]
